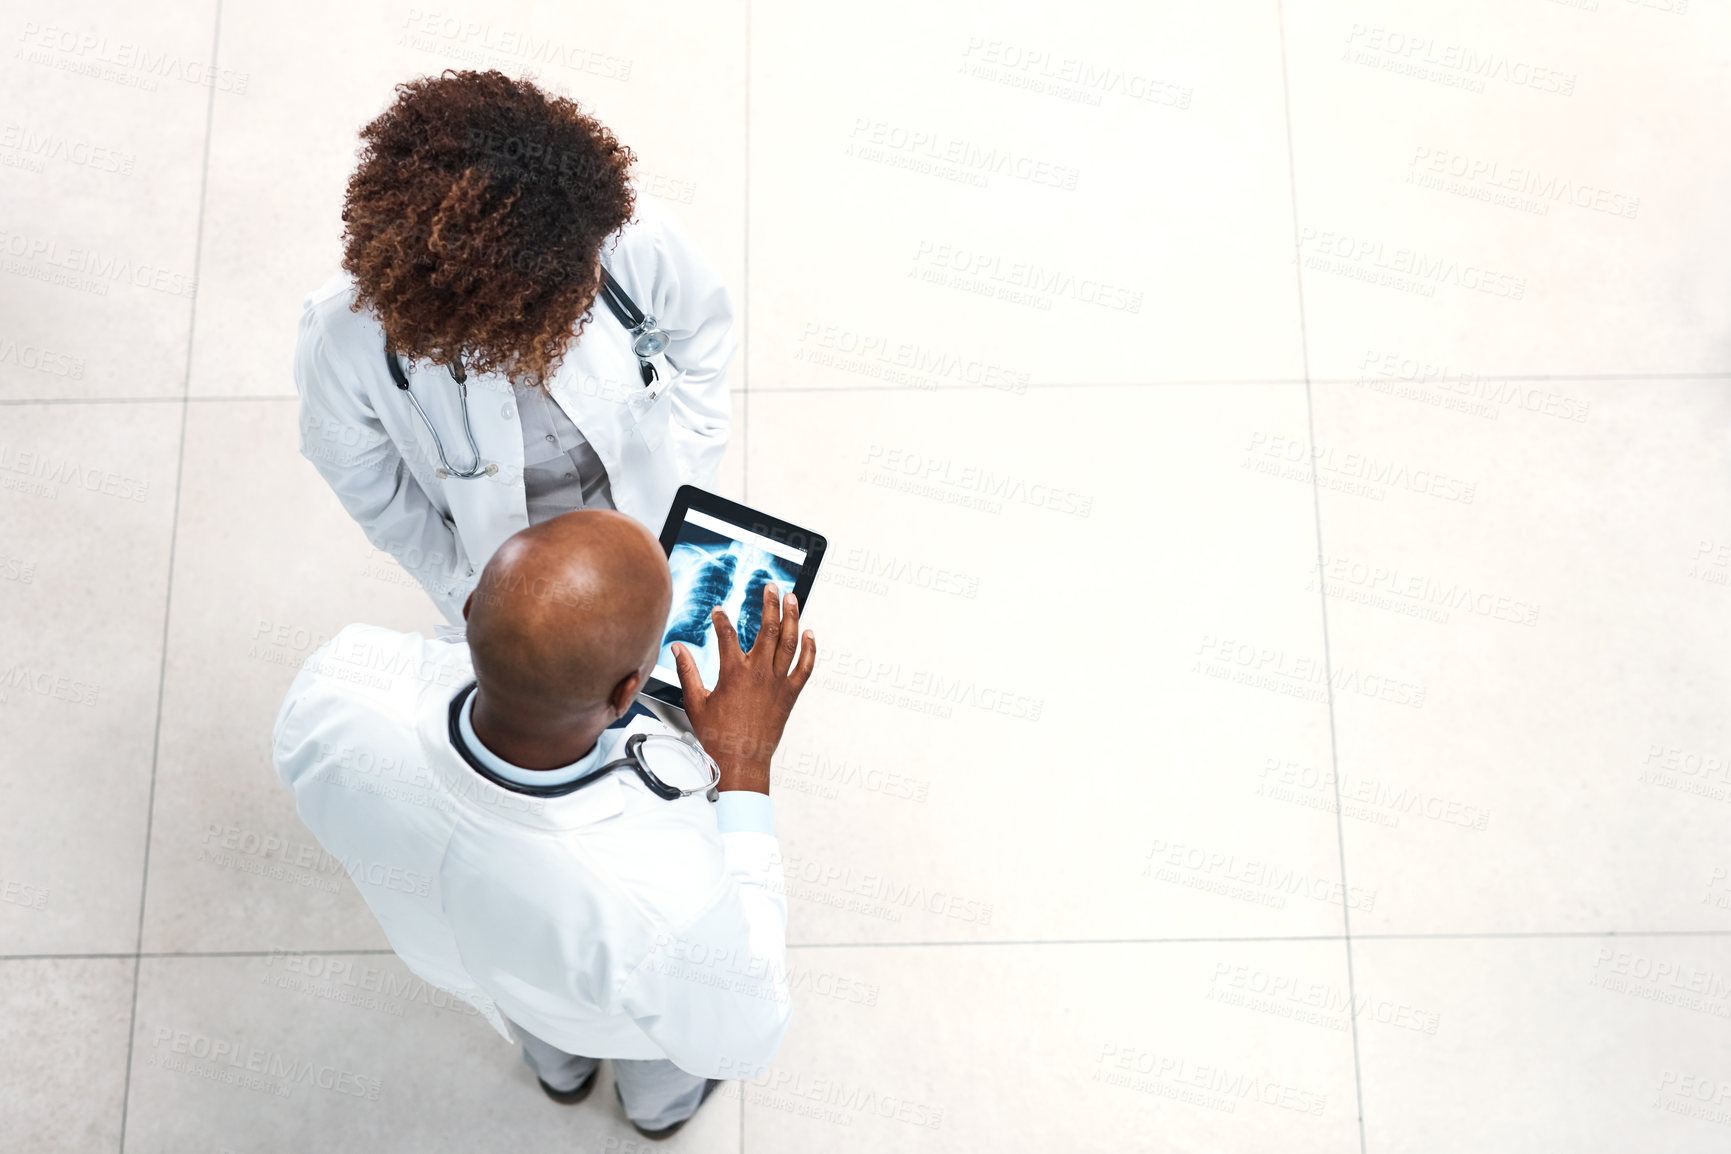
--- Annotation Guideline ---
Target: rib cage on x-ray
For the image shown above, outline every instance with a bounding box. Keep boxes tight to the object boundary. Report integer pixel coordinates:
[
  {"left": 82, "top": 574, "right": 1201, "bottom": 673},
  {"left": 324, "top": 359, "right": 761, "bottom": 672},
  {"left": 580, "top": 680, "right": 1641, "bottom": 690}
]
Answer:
[
  {"left": 659, "top": 525, "right": 802, "bottom": 689},
  {"left": 664, "top": 553, "right": 738, "bottom": 648}
]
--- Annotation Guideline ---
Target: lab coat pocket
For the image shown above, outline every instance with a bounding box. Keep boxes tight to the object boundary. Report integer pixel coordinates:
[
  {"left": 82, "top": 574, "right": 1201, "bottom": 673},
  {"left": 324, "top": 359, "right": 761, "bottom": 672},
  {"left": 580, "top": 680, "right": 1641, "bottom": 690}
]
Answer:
[{"left": 624, "top": 369, "right": 677, "bottom": 453}]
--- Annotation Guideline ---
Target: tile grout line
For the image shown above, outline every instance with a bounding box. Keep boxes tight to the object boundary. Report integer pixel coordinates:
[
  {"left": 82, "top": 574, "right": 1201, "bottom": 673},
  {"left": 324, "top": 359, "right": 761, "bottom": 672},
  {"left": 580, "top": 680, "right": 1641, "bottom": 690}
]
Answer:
[
  {"left": 7, "top": 927, "right": 1731, "bottom": 964},
  {"left": 685, "top": 373, "right": 1731, "bottom": 391},
  {"left": 116, "top": 4, "right": 223, "bottom": 1150},
  {"left": 1, "top": 950, "right": 403, "bottom": 962},
  {"left": 742, "top": 8, "right": 751, "bottom": 1151},
  {"left": 1273, "top": 4, "right": 1368, "bottom": 1152},
  {"left": 0, "top": 395, "right": 302, "bottom": 406},
  {"left": 739, "top": 0, "right": 751, "bottom": 514},
  {"left": 790, "top": 929, "right": 1731, "bottom": 946},
  {"left": 3, "top": 372, "right": 1728, "bottom": 408}
]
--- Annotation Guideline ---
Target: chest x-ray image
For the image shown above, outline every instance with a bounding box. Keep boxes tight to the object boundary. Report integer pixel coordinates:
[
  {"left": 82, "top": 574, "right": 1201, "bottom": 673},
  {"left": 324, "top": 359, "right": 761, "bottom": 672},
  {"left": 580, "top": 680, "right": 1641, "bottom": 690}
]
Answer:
[{"left": 659, "top": 521, "right": 803, "bottom": 689}]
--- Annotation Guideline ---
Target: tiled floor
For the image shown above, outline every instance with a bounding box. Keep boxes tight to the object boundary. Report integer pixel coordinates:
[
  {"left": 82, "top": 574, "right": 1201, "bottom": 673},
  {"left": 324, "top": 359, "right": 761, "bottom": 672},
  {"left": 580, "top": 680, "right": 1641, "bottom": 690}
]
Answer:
[{"left": 3, "top": 1, "right": 1728, "bottom": 1151}]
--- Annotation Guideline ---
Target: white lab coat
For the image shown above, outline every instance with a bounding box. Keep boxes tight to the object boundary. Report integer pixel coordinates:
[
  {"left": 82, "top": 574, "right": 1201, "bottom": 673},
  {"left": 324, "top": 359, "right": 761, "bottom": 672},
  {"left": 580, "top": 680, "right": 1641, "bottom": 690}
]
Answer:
[
  {"left": 271, "top": 625, "right": 793, "bottom": 1076},
  {"left": 293, "top": 194, "right": 735, "bottom": 623}
]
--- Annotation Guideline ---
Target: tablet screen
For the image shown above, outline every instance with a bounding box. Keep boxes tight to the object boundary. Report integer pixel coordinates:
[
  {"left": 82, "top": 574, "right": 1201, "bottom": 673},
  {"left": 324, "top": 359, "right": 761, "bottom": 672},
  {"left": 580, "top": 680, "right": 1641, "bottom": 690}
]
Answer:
[{"left": 654, "top": 507, "right": 807, "bottom": 691}]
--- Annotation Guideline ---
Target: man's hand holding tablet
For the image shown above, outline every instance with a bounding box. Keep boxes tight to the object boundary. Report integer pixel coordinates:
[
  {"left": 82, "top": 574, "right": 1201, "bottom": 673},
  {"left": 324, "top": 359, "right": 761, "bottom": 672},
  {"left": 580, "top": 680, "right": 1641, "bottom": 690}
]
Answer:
[
  {"left": 671, "top": 584, "right": 816, "bottom": 796},
  {"left": 644, "top": 487, "right": 826, "bottom": 711}
]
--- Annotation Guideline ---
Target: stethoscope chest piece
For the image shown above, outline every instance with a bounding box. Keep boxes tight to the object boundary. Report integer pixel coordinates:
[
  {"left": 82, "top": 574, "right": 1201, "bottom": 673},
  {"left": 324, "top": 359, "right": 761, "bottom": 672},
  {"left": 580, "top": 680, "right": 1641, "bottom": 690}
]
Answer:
[
  {"left": 630, "top": 317, "right": 670, "bottom": 359},
  {"left": 596, "top": 731, "right": 722, "bottom": 801},
  {"left": 436, "top": 462, "right": 499, "bottom": 480}
]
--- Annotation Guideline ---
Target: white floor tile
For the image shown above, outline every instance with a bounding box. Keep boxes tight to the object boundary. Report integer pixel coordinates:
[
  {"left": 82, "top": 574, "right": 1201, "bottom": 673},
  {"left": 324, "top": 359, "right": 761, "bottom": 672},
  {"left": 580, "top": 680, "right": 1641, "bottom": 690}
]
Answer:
[
  {"left": 749, "top": 942, "right": 1361, "bottom": 1153},
  {"left": 1355, "top": 936, "right": 1731, "bottom": 1153},
  {"left": 748, "top": 386, "right": 1348, "bottom": 941},
  {"left": 0, "top": 957, "right": 133, "bottom": 1152},
  {"left": 0, "top": 0, "right": 212, "bottom": 400},
  {"left": 1310, "top": 381, "right": 1731, "bottom": 933},
  {"left": 1283, "top": 0, "right": 1731, "bottom": 378},
  {"left": 746, "top": 0, "right": 1307, "bottom": 391},
  {"left": 123, "top": 952, "right": 738, "bottom": 1153},
  {"left": 0, "top": 403, "right": 178, "bottom": 953}
]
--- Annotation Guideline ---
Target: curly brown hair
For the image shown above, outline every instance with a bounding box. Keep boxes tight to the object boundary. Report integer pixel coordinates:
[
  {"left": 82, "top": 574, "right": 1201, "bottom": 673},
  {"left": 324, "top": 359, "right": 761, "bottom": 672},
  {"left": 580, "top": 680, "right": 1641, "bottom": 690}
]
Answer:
[{"left": 341, "top": 70, "right": 636, "bottom": 385}]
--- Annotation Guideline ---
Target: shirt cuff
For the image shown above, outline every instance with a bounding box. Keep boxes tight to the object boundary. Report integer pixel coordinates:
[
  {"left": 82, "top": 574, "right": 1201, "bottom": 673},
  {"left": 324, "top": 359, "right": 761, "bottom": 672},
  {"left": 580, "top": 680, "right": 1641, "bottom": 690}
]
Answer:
[{"left": 714, "top": 791, "right": 775, "bottom": 836}]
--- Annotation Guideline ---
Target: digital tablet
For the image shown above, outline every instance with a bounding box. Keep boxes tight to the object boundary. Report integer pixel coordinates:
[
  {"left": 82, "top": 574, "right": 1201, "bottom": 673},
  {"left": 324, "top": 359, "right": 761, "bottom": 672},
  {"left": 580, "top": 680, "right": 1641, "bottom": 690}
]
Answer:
[{"left": 642, "top": 486, "right": 826, "bottom": 711}]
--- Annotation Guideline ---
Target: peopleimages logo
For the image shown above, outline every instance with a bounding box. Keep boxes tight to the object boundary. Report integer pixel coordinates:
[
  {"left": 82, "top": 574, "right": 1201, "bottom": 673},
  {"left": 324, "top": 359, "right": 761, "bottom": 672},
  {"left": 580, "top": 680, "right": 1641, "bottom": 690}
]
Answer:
[
  {"left": 775, "top": 851, "right": 994, "bottom": 925},
  {"left": 1142, "top": 837, "right": 1378, "bottom": 912},
  {"left": 0, "top": 663, "right": 99, "bottom": 706},
  {"left": 1355, "top": 347, "right": 1591, "bottom": 424},
  {"left": 957, "top": 38, "right": 1194, "bottom": 110},
  {"left": 713, "top": 1059, "right": 947, "bottom": 1129},
  {"left": 1207, "top": 962, "right": 1442, "bottom": 1035},
  {"left": 147, "top": 1027, "right": 382, "bottom": 1100},
  {"left": 795, "top": 321, "right": 1030, "bottom": 393},
  {"left": 1093, "top": 1043, "right": 1328, "bottom": 1116},
  {"left": 1407, "top": 146, "right": 1639, "bottom": 220},
  {"left": 397, "top": 9, "right": 633, "bottom": 80},
  {"left": 846, "top": 117, "right": 1081, "bottom": 190},
  {"left": 862, "top": 444, "right": 1093, "bottom": 518},
  {"left": 823, "top": 645, "right": 1045, "bottom": 722},
  {"left": 0, "top": 228, "right": 198, "bottom": 297},
  {"left": 0, "top": 442, "right": 149, "bottom": 501},
  {"left": 15, "top": 21, "right": 250, "bottom": 93},
  {"left": 0, "top": 336, "right": 87, "bottom": 378},
  {"left": 1341, "top": 23, "right": 1576, "bottom": 96},
  {"left": 1296, "top": 228, "right": 1525, "bottom": 301},
  {"left": 1309, "top": 555, "right": 1540, "bottom": 627},
  {"left": 910, "top": 240, "right": 1143, "bottom": 313}
]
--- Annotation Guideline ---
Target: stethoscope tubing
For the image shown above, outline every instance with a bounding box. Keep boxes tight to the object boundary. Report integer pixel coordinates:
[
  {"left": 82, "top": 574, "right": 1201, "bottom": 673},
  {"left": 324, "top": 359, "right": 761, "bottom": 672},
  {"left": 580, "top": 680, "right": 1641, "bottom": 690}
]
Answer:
[
  {"left": 384, "top": 265, "right": 666, "bottom": 482},
  {"left": 400, "top": 367, "right": 494, "bottom": 480}
]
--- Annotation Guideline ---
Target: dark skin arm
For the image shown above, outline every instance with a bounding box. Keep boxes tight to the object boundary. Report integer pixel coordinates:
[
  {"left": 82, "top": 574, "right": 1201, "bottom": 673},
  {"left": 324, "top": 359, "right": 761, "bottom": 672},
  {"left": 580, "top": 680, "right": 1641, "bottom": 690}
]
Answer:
[{"left": 671, "top": 584, "right": 817, "bottom": 795}]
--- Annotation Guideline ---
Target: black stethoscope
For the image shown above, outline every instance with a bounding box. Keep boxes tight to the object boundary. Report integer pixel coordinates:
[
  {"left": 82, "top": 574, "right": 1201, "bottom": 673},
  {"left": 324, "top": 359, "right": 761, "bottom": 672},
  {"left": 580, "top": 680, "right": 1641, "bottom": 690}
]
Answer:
[
  {"left": 448, "top": 685, "right": 720, "bottom": 801},
  {"left": 384, "top": 267, "right": 670, "bottom": 480}
]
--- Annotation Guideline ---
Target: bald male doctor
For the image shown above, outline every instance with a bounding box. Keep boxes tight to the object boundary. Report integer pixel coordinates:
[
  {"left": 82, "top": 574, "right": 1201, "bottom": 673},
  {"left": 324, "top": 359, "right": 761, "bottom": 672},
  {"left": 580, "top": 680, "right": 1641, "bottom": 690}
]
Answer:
[
  {"left": 273, "top": 510, "right": 816, "bottom": 1138},
  {"left": 294, "top": 70, "right": 732, "bottom": 624}
]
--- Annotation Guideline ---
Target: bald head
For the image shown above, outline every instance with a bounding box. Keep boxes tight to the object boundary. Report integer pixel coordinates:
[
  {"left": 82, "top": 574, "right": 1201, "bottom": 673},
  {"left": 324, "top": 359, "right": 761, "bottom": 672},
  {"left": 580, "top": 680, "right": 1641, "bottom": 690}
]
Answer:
[{"left": 465, "top": 510, "right": 671, "bottom": 727}]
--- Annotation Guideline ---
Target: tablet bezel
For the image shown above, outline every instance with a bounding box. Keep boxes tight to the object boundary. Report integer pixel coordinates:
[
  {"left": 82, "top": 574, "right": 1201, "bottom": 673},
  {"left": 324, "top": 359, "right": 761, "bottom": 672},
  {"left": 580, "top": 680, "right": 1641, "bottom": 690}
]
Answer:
[{"left": 642, "top": 485, "right": 827, "bottom": 711}]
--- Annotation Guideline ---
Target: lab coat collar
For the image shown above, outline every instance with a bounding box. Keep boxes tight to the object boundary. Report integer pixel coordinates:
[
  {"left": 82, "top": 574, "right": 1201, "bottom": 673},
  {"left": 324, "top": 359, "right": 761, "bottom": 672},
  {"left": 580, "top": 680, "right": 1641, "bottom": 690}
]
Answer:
[
  {"left": 451, "top": 683, "right": 608, "bottom": 794},
  {"left": 416, "top": 680, "right": 626, "bottom": 832}
]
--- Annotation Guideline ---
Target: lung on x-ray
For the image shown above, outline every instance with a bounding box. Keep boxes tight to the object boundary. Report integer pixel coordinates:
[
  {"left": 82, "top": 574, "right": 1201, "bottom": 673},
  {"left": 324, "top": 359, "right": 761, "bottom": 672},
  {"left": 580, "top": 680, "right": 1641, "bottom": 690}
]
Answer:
[{"left": 659, "top": 521, "right": 802, "bottom": 690}]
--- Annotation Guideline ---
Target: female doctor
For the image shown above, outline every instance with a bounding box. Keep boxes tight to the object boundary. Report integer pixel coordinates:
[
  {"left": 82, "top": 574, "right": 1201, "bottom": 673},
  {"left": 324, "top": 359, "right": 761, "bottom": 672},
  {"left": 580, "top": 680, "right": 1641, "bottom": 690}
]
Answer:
[{"left": 293, "top": 70, "right": 733, "bottom": 624}]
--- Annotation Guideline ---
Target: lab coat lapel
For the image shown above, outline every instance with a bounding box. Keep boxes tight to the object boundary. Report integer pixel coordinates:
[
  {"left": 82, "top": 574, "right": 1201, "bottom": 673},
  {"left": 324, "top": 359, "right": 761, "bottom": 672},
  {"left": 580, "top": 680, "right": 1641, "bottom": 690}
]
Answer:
[{"left": 548, "top": 311, "right": 663, "bottom": 462}]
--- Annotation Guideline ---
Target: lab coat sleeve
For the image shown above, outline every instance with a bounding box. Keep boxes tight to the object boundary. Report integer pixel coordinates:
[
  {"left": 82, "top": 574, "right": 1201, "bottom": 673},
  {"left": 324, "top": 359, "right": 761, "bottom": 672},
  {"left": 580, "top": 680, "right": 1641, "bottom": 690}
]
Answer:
[
  {"left": 268, "top": 629, "right": 383, "bottom": 791},
  {"left": 292, "top": 304, "right": 472, "bottom": 624},
  {"left": 620, "top": 830, "right": 792, "bottom": 1078},
  {"left": 270, "top": 663, "right": 316, "bottom": 790},
  {"left": 645, "top": 207, "right": 735, "bottom": 487}
]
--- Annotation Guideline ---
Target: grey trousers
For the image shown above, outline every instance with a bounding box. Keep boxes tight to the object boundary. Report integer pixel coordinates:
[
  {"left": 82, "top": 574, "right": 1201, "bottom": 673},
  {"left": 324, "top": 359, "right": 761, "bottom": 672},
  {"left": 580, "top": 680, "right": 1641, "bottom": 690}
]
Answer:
[{"left": 510, "top": 1020, "right": 712, "bottom": 1132}]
